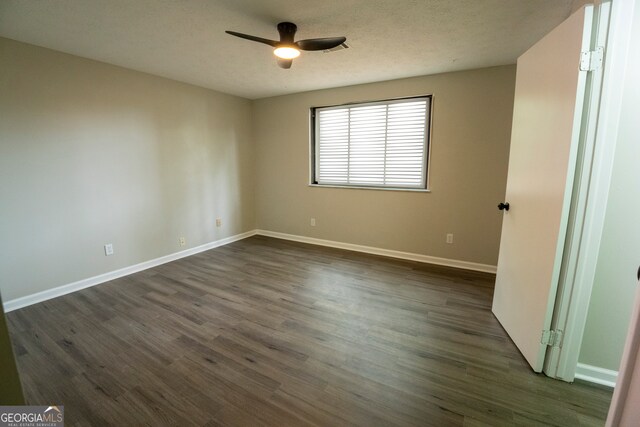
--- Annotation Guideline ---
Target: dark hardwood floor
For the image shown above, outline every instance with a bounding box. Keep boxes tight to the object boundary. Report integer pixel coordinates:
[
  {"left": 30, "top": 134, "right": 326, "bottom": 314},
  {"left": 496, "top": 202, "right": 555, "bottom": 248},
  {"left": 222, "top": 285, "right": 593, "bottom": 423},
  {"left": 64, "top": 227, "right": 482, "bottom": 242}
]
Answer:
[{"left": 6, "top": 236, "right": 612, "bottom": 426}]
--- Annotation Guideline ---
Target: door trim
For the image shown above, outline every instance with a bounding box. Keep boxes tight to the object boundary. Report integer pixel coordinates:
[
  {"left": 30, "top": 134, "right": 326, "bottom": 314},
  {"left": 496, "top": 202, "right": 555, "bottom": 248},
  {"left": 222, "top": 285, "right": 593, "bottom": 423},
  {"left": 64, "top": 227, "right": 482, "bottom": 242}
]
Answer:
[
  {"left": 543, "top": 0, "right": 634, "bottom": 382},
  {"left": 534, "top": 3, "right": 596, "bottom": 373}
]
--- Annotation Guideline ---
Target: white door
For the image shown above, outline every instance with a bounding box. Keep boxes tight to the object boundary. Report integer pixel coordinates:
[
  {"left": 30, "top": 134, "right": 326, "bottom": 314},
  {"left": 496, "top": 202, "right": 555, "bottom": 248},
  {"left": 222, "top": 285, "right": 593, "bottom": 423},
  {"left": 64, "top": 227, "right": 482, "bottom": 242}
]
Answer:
[{"left": 492, "top": 5, "right": 594, "bottom": 372}]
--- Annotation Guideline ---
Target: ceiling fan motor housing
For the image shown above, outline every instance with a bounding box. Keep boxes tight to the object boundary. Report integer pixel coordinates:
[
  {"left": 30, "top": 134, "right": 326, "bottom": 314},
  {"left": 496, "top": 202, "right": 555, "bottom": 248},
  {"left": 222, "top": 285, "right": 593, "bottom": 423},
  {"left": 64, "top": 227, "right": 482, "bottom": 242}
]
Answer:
[{"left": 277, "top": 22, "right": 297, "bottom": 44}]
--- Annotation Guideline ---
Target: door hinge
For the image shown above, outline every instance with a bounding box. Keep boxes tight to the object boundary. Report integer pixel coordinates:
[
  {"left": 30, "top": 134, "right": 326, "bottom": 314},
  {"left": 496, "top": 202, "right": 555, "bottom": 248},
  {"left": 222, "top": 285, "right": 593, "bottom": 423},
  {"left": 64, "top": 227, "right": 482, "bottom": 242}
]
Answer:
[
  {"left": 580, "top": 47, "right": 604, "bottom": 71},
  {"left": 541, "top": 329, "right": 563, "bottom": 347}
]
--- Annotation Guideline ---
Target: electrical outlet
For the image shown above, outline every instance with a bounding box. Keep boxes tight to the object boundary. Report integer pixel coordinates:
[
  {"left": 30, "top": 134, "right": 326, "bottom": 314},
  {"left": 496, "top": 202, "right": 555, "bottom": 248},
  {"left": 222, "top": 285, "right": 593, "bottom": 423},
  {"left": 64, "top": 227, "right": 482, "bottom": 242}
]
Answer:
[
  {"left": 179, "top": 237, "right": 186, "bottom": 247},
  {"left": 104, "top": 243, "right": 114, "bottom": 256},
  {"left": 446, "top": 233, "right": 454, "bottom": 244},
  {"left": 310, "top": 218, "right": 316, "bottom": 227},
  {"left": 216, "top": 218, "right": 222, "bottom": 227}
]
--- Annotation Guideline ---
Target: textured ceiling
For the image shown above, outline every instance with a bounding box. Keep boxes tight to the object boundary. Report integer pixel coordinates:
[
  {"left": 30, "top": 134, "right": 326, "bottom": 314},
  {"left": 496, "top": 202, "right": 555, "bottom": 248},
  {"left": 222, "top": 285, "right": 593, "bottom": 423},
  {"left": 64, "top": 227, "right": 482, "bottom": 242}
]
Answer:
[{"left": 0, "top": 0, "right": 574, "bottom": 99}]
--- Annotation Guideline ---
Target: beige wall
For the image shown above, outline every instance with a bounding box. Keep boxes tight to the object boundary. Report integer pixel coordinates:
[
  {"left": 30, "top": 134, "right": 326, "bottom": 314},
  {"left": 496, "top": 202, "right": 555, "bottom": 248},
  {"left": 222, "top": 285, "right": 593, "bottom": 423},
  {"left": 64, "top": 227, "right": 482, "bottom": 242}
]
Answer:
[
  {"left": 0, "top": 37, "right": 515, "bottom": 304},
  {"left": 579, "top": 0, "right": 640, "bottom": 371},
  {"left": 0, "top": 37, "right": 255, "bottom": 302},
  {"left": 253, "top": 66, "right": 516, "bottom": 266}
]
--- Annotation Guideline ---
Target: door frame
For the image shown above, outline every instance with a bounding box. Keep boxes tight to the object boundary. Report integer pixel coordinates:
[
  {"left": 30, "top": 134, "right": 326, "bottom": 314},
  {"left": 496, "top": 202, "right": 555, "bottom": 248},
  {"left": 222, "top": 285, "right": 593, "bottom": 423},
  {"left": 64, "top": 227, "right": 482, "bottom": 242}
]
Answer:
[{"left": 543, "top": 0, "right": 636, "bottom": 382}]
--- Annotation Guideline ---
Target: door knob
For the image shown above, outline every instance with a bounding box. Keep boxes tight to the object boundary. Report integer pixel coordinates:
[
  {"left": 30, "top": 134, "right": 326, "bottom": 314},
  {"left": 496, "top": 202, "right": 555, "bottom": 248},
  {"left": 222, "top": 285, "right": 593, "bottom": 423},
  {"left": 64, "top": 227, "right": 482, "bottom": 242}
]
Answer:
[{"left": 498, "top": 202, "right": 510, "bottom": 211}]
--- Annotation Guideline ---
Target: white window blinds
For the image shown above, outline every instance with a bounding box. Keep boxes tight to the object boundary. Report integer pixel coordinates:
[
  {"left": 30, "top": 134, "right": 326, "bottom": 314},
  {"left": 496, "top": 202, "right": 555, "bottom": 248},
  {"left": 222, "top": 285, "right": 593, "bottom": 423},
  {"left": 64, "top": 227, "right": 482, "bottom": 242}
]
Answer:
[{"left": 314, "top": 97, "right": 430, "bottom": 189}]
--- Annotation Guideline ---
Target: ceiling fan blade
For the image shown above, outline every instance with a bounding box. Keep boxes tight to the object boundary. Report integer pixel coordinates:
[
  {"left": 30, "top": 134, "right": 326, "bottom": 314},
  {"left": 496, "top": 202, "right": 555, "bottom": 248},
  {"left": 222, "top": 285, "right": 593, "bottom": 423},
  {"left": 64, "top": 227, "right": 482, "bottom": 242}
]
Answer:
[
  {"left": 225, "top": 31, "right": 278, "bottom": 47},
  {"left": 296, "top": 37, "right": 346, "bottom": 51},
  {"left": 277, "top": 58, "right": 293, "bottom": 69}
]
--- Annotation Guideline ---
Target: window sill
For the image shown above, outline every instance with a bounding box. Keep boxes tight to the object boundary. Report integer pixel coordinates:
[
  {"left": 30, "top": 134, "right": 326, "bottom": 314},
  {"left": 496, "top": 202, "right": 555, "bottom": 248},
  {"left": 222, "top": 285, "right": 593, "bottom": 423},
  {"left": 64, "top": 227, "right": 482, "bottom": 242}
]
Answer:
[{"left": 308, "top": 184, "right": 431, "bottom": 193}]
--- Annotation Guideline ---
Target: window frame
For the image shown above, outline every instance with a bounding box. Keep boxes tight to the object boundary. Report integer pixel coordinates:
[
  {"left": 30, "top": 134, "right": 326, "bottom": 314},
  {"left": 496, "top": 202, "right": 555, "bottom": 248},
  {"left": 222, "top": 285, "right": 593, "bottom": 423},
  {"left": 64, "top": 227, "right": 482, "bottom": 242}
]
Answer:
[{"left": 309, "top": 95, "right": 433, "bottom": 192}]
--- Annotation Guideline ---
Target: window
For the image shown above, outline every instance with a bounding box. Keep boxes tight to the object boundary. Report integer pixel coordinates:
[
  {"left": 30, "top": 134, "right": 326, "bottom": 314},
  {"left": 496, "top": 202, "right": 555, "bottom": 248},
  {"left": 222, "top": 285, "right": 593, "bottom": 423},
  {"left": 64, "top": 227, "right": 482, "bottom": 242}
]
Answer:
[{"left": 311, "top": 96, "right": 431, "bottom": 190}]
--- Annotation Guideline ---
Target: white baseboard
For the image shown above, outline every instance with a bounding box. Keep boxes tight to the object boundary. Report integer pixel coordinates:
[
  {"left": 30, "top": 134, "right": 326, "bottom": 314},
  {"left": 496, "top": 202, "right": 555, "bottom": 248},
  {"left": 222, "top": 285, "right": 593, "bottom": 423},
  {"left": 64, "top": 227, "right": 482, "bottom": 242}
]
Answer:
[
  {"left": 3, "top": 228, "right": 496, "bottom": 313},
  {"left": 2, "top": 230, "right": 257, "bottom": 313},
  {"left": 254, "top": 229, "right": 497, "bottom": 274},
  {"left": 575, "top": 363, "right": 618, "bottom": 388}
]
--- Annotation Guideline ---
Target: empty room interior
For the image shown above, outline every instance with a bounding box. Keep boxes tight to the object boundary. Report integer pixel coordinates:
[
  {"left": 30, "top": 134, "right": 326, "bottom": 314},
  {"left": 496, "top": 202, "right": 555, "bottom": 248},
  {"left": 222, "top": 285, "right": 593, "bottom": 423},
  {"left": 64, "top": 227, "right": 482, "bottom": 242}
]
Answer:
[{"left": 2, "top": 0, "right": 640, "bottom": 425}]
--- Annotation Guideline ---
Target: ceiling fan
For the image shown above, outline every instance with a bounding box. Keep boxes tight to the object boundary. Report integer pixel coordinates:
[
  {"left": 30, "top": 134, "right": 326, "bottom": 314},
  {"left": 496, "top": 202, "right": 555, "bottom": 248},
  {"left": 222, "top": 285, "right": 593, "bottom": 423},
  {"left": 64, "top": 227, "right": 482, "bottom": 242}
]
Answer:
[{"left": 225, "top": 22, "right": 346, "bottom": 69}]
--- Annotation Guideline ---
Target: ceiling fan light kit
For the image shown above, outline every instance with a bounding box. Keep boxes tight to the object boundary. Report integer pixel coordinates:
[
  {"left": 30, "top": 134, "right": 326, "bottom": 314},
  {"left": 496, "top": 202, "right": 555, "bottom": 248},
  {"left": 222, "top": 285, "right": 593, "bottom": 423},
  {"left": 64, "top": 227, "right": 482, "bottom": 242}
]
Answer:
[
  {"left": 225, "top": 22, "right": 346, "bottom": 69},
  {"left": 273, "top": 46, "right": 300, "bottom": 59}
]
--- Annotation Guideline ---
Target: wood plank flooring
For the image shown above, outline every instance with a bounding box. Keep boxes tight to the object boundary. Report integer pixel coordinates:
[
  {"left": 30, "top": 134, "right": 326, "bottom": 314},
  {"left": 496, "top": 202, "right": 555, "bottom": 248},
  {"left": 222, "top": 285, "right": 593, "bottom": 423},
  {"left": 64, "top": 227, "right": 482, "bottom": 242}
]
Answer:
[{"left": 6, "top": 236, "right": 612, "bottom": 426}]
